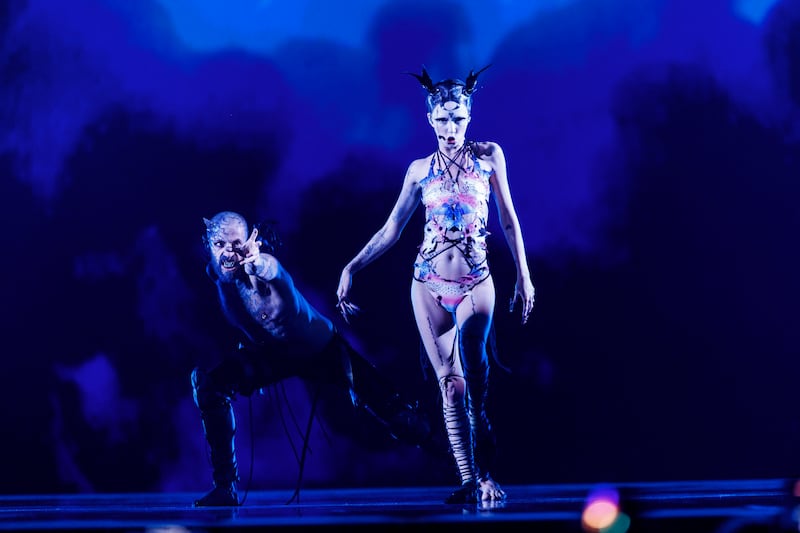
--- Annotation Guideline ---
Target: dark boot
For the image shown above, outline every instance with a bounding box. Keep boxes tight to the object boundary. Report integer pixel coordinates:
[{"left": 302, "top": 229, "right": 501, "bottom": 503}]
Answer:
[
  {"left": 194, "top": 484, "right": 238, "bottom": 507},
  {"left": 194, "top": 401, "right": 240, "bottom": 507},
  {"left": 445, "top": 480, "right": 479, "bottom": 504}
]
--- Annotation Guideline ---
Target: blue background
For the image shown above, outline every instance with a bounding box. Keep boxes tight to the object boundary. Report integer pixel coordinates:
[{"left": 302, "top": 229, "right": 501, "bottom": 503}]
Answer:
[{"left": 2, "top": 0, "right": 799, "bottom": 495}]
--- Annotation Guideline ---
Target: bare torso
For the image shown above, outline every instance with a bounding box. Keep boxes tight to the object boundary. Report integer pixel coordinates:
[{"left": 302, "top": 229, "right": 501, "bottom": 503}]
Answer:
[
  {"left": 215, "top": 256, "right": 334, "bottom": 356},
  {"left": 413, "top": 143, "right": 494, "bottom": 282}
]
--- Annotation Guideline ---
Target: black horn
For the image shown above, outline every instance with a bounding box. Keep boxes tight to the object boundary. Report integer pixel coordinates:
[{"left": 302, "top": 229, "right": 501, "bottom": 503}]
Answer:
[
  {"left": 465, "top": 64, "right": 491, "bottom": 94},
  {"left": 407, "top": 65, "right": 437, "bottom": 94}
]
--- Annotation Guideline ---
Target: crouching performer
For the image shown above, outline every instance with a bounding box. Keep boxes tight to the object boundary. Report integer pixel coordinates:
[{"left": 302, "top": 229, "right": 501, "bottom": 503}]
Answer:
[{"left": 192, "top": 211, "right": 432, "bottom": 507}]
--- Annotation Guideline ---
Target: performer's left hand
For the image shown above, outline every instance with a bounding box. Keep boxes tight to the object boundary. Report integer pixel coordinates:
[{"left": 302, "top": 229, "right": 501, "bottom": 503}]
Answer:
[{"left": 509, "top": 277, "right": 535, "bottom": 325}]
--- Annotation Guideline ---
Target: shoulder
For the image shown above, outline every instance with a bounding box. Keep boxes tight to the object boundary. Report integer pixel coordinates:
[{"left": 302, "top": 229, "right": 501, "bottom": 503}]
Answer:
[
  {"left": 407, "top": 155, "right": 433, "bottom": 176},
  {"left": 470, "top": 141, "right": 504, "bottom": 159},
  {"left": 471, "top": 141, "right": 506, "bottom": 175},
  {"left": 403, "top": 154, "right": 434, "bottom": 187}
]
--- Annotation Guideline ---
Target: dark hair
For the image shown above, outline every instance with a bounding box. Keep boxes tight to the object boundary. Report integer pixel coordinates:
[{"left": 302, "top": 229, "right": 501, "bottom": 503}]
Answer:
[{"left": 253, "top": 219, "right": 282, "bottom": 254}]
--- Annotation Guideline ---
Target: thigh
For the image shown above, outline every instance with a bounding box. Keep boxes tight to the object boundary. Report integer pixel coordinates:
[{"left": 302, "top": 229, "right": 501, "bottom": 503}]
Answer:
[
  {"left": 455, "top": 275, "right": 495, "bottom": 327},
  {"left": 307, "top": 334, "right": 356, "bottom": 391},
  {"left": 455, "top": 276, "right": 495, "bottom": 365},
  {"left": 411, "top": 279, "right": 462, "bottom": 379},
  {"left": 203, "top": 355, "right": 249, "bottom": 398},
  {"left": 212, "top": 344, "right": 288, "bottom": 397}
]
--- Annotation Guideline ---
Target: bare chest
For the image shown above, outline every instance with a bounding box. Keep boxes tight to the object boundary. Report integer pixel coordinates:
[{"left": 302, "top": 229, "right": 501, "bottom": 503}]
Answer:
[{"left": 236, "top": 283, "right": 284, "bottom": 323}]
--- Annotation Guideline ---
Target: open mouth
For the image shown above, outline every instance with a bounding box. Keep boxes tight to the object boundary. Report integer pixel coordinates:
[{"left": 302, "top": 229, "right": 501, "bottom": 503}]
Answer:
[{"left": 220, "top": 256, "right": 238, "bottom": 270}]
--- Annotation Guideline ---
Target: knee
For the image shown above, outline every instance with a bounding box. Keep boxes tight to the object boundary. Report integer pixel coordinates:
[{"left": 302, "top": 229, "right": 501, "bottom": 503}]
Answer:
[
  {"left": 191, "top": 367, "right": 205, "bottom": 408},
  {"left": 438, "top": 374, "right": 467, "bottom": 406},
  {"left": 191, "top": 366, "right": 227, "bottom": 411}
]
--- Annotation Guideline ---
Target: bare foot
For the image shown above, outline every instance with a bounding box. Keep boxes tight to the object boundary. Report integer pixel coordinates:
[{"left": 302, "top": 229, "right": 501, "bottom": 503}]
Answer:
[{"left": 478, "top": 476, "right": 506, "bottom": 501}]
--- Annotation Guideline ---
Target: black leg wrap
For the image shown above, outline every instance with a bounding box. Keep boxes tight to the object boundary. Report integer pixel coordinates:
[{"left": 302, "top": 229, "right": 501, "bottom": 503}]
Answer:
[
  {"left": 202, "top": 402, "right": 239, "bottom": 485},
  {"left": 192, "top": 367, "right": 240, "bottom": 507},
  {"left": 470, "top": 404, "right": 497, "bottom": 481},
  {"left": 464, "top": 356, "right": 497, "bottom": 480}
]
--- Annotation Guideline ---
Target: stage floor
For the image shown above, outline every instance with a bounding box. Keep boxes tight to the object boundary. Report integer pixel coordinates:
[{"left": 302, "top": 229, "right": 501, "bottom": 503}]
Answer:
[{"left": 1, "top": 479, "right": 798, "bottom": 532}]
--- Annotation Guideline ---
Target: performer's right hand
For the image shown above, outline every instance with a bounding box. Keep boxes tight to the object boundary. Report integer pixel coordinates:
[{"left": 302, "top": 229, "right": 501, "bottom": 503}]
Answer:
[
  {"left": 238, "top": 228, "right": 261, "bottom": 262},
  {"left": 336, "top": 269, "right": 360, "bottom": 323},
  {"left": 336, "top": 268, "right": 352, "bottom": 302}
]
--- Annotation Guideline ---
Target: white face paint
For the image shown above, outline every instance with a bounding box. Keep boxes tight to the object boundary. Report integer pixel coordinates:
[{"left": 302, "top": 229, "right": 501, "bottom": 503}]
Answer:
[{"left": 428, "top": 104, "right": 471, "bottom": 151}]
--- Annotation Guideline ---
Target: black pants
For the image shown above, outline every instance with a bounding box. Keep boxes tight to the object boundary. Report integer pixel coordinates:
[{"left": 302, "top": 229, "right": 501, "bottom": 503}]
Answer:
[
  {"left": 195, "top": 334, "right": 350, "bottom": 403},
  {"left": 193, "top": 332, "right": 433, "bottom": 449}
]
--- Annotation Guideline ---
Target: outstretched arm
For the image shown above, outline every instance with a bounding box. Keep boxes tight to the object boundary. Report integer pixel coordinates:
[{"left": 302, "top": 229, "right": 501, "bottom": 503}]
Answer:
[
  {"left": 337, "top": 162, "right": 422, "bottom": 317},
  {"left": 485, "top": 142, "right": 535, "bottom": 324}
]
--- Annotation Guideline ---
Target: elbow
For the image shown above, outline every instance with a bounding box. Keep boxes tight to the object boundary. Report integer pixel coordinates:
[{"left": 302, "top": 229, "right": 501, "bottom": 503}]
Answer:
[{"left": 500, "top": 218, "right": 516, "bottom": 233}]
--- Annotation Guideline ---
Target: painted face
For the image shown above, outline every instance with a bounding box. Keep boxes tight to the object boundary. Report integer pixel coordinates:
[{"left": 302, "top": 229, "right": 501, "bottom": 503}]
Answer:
[
  {"left": 428, "top": 103, "right": 471, "bottom": 150},
  {"left": 205, "top": 212, "right": 248, "bottom": 282}
]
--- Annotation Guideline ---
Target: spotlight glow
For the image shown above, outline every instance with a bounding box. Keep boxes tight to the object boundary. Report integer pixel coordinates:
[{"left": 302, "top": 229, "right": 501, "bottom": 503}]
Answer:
[
  {"left": 732, "top": 0, "right": 780, "bottom": 25},
  {"left": 582, "top": 497, "right": 619, "bottom": 531},
  {"left": 582, "top": 485, "right": 628, "bottom": 532}
]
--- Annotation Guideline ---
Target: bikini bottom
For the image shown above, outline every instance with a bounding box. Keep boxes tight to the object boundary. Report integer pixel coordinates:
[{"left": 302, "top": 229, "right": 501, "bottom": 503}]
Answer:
[{"left": 414, "top": 270, "right": 490, "bottom": 313}]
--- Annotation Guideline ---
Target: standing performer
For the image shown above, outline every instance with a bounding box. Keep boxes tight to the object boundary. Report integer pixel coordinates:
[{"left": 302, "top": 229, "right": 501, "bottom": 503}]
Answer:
[
  {"left": 337, "top": 67, "right": 535, "bottom": 504},
  {"left": 192, "top": 211, "right": 432, "bottom": 507}
]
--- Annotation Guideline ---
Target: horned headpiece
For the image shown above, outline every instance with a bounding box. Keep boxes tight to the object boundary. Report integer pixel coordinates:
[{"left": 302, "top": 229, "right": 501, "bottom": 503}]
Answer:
[{"left": 409, "top": 64, "right": 491, "bottom": 112}]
